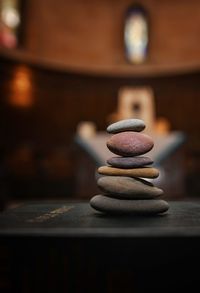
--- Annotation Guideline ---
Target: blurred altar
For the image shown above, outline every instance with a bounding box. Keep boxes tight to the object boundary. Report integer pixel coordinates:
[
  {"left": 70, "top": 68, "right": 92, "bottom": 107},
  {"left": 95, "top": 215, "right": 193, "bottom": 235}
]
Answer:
[{"left": 75, "top": 86, "right": 186, "bottom": 199}]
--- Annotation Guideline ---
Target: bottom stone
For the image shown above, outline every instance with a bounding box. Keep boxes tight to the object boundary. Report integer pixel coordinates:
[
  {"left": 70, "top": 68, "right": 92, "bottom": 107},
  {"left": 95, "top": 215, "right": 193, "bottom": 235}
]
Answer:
[{"left": 90, "top": 195, "right": 169, "bottom": 215}]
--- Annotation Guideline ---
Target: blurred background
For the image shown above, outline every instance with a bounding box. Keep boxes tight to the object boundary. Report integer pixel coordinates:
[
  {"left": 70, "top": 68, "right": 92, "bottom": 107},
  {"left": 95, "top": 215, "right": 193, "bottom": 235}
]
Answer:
[{"left": 0, "top": 0, "right": 200, "bottom": 208}]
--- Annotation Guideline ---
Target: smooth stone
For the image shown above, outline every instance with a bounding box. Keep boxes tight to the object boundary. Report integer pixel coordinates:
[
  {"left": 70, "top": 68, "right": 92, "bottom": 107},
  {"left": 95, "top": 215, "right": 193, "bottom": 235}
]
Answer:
[
  {"left": 90, "top": 195, "right": 169, "bottom": 215},
  {"left": 98, "top": 166, "right": 159, "bottom": 178},
  {"left": 107, "top": 119, "right": 145, "bottom": 134},
  {"left": 107, "top": 132, "right": 154, "bottom": 156},
  {"left": 97, "top": 176, "right": 163, "bottom": 199},
  {"left": 107, "top": 156, "right": 153, "bottom": 168}
]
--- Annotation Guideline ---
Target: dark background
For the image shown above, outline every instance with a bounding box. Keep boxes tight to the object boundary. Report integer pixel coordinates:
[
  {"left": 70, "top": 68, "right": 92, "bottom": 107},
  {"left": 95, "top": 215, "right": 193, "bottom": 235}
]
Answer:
[{"left": 0, "top": 0, "right": 200, "bottom": 202}]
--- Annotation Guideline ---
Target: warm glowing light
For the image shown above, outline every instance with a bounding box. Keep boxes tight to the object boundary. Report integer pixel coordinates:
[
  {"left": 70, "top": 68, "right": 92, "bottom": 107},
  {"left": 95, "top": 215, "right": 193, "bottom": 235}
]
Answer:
[
  {"left": 14, "top": 69, "right": 31, "bottom": 92},
  {"left": 9, "top": 66, "right": 34, "bottom": 108},
  {"left": 125, "top": 15, "right": 148, "bottom": 63},
  {"left": 124, "top": 5, "right": 149, "bottom": 64},
  {"left": 2, "top": 7, "right": 20, "bottom": 28},
  {"left": 0, "top": 0, "right": 20, "bottom": 48}
]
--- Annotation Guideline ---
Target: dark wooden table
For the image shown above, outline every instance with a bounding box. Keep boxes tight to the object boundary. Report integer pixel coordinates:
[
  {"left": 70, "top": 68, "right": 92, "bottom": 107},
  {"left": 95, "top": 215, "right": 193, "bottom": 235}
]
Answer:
[{"left": 0, "top": 200, "right": 200, "bottom": 293}]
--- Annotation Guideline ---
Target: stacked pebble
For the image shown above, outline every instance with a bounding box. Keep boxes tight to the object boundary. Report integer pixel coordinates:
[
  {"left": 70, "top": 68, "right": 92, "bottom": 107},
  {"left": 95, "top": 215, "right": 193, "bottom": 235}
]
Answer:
[{"left": 90, "top": 119, "right": 169, "bottom": 215}]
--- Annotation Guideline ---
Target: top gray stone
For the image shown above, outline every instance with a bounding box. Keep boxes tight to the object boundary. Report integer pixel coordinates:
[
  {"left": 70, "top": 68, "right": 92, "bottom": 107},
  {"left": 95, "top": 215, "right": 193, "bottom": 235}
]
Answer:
[{"left": 107, "top": 119, "right": 145, "bottom": 134}]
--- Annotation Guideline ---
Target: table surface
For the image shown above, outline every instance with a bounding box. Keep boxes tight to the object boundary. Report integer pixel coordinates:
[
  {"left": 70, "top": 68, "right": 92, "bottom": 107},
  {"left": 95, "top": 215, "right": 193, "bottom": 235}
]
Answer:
[{"left": 0, "top": 200, "right": 200, "bottom": 238}]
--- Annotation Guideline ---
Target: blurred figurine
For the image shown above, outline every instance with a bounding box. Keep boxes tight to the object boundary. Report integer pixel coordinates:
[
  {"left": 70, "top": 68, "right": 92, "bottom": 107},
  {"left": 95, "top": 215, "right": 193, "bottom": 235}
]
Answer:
[{"left": 107, "top": 86, "right": 170, "bottom": 134}]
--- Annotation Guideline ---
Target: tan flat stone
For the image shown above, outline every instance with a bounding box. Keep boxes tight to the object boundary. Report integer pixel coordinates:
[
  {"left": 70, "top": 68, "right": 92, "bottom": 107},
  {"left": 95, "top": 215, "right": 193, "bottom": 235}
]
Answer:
[{"left": 98, "top": 166, "right": 159, "bottom": 179}]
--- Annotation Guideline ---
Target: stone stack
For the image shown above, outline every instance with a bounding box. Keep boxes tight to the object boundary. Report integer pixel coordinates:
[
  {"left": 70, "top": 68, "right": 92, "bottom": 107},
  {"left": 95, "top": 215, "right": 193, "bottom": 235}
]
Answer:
[{"left": 90, "top": 119, "right": 169, "bottom": 215}]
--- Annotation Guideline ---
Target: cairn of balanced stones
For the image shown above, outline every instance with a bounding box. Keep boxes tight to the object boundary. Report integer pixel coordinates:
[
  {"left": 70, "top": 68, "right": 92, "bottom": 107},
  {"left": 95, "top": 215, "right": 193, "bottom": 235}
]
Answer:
[{"left": 90, "top": 119, "right": 169, "bottom": 215}]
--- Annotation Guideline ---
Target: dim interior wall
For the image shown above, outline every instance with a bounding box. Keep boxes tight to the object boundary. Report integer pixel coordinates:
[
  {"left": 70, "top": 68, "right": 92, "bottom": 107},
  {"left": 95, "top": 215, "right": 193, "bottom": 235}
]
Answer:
[
  {"left": 1, "top": 58, "right": 200, "bottom": 144},
  {"left": 0, "top": 58, "right": 200, "bottom": 199},
  {"left": 22, "top": 0, "right": 200, "bottom": 73}
]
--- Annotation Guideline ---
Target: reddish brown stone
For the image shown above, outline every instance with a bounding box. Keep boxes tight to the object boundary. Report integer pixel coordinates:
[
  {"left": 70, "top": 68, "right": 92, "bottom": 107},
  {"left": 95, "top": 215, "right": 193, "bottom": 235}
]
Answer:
[{"left": 107, "top": 132, "right": 154, "bottom": 156}]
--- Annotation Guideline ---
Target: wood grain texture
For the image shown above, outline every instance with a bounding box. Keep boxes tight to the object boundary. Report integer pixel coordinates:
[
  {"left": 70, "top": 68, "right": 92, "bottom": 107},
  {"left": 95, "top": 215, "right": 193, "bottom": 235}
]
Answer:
[
  {"left": 17, "top": 0, "right": 200, "bottom": 74},
  {"left": 1, "top": 201, "right": 200, "bottom": 293}
]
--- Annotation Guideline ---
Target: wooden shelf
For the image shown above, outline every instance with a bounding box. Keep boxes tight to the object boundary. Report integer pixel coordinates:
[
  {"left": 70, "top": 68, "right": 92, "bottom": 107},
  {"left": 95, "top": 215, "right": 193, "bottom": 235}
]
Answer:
[{"left": 1, "top": 48, "right": 200, "bottom": 78}]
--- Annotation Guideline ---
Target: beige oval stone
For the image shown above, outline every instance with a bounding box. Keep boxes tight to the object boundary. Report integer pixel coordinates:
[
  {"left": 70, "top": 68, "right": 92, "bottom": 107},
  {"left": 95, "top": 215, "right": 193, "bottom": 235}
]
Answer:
[
  {"left": 98, "top": 166, "right": 159, "bottom": 179},
  {"left": 107, "top": 119, "right": 145, "bottom": 134}
]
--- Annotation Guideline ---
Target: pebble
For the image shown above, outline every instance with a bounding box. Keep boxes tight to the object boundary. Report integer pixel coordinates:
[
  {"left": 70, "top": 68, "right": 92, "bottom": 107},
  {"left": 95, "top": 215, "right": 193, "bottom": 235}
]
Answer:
[
  {"left": 90, "top": 195, "right": 169, "bottom": 215},
  {"left": 107, "top": 119, "right": 145, "bottom": 134},
  {"left": 98, "top": 166, "right": 159, "bottom": 178},
  {"left": 97, "top": 176, "right": 163, "bottom": 199},
  {"left": 107, "top": 132, "right": 154, "bottom": 156},
  {"left": 107, "top": 156, "right": 153, "bottom": 168}
]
